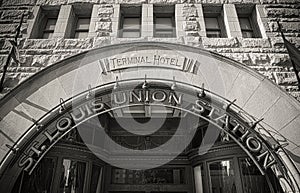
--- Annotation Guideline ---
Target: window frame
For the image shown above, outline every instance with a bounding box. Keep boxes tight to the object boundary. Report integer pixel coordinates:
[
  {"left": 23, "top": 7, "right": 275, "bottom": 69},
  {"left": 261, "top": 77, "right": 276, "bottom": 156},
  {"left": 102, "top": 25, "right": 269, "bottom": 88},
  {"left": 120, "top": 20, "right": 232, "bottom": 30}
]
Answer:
[
  {"left": 42, "top": 17, "right": 57, "bottom": 39},
  {"left": 119, "top": 6, "right": 142, "bottom": 38},
  {"left": 203, "top": 6, "right": 227, "bottom": 38},
  {"left": 72, "top": 16, "right": 91, "bottom": 39},
  {"left": 236, "top": 5, "right": 262, "bottom": 38},
  {"left": 153, "top": 13, "right": 176, "bottom": 38},
  {"left": 119, "top": 15, "right": 141, "bottom": 38}
]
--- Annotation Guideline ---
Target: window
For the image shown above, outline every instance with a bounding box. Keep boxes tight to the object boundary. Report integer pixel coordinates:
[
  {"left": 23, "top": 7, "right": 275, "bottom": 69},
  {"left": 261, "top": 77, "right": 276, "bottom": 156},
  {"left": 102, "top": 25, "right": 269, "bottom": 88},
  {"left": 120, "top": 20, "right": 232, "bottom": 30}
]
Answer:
[
  {"left": 208, "top": 160, "right": 236, "bottom": 193},
  {"left": 154, "top": 6, "right": 175, "bottom": 38},
  {"left": 31, "top": 7, "right": 59, "bottom": 39},
  {"left": 236, "top": 5, "right": 261, "bottom": 38},
  {"left": 119, "top": 6, "right": 141, "bottom": 38},
  {"left": 72, "top": 17, "right": 91, "bottom": 39},
  {"left": 203, "top": 5, "right": 227, "bottom": 38},
  {"left": 59, "top": 159, "right": 87, "bottom": 193},
  {"left": 68, "top": 4, "right": 92, "bottom": 39},
  {"left": 43, "top": 18, "right": 57, "bottom": 39},
  {"left": 239, "top": 158, "right": 271, "bottom": 193}
]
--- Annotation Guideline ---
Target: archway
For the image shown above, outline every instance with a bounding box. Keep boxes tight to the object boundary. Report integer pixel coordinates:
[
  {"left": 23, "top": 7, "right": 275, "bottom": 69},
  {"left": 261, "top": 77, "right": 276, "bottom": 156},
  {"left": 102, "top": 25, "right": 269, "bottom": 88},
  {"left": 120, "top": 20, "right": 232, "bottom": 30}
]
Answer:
[{"left": 0, "top": 42, "right": 299, "bottom": 192}]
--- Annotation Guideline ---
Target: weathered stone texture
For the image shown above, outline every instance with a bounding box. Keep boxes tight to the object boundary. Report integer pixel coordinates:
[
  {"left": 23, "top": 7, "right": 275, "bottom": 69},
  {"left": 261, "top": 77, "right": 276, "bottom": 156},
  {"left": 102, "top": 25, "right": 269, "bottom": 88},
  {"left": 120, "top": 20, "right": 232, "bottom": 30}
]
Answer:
[
  {"left": 240, "top": 38, "right": 272, "bottom": 48},
  {"left": 2, "top": 0, "right": 36, "bottom": 6},
  {"left": 36, "top": 0, "right": 68, "bottom": 5},
  {"left": 0, "top": 0, "right": 299, "bottom": 101},
  {"left": 0, "top": 24, "right": 17, "bottom": 34},
  {"left": 202, "top": 38, "right": 239, "bottom": 48}
]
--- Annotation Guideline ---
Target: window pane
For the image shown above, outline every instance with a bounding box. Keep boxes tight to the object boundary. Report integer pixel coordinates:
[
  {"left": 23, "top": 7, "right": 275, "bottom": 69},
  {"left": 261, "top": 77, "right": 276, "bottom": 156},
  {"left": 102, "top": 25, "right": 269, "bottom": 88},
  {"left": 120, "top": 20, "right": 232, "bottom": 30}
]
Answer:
[
  {"left": 75, "top": 31, "right": 89, "bottom": 39},
  {"left": 90, "top": 165, "right": 102, "bottom": 193},
  {"left": 43, "top": 32, "right": 54, "bottom": 39},
  {"left": 205, "top": 17, "right": 220, "bottom": 29},
  {"left": 154, "top": 30, "right": 174, "bottom": 38},
  {"left": 123, "top": 18, "right": 140, "bottom": 30},
  {"left": 59, "top": 159, "right": 86, "bottom": 193},
  {"left": 242, "top": 31, "right": 253, "bottom": 38},
  {"left": 240, "top": 158, "right": 271, "bottom": 193},
  {"left": 45, "top": 18, "right": 57, "bottom": 31},
  {"left": 12, "top": 158, "right": 55, "bottom": 193},
  {"left": 239, "top": 18, "right": 252, "bottom": 30},
  {"left": 206, "top": 31, "right": 221, "bottom": 38},
  {"left": 194, "top": 165, "right": 204, "bottom": 193},
  {"left": 76, "top": 18, "right": 90, "bottom": 30},
  {"left": 122, "top": 31, "right": 140, "bottom": 38},
  {"left": 209, "top": 160, "right": 236, "bottom": 193},
  {"left": 112, "top": 168, "right": 185, "bottom": 184},
  {"left": 155, "top": 17, "right": 173, "bottom": 30}
]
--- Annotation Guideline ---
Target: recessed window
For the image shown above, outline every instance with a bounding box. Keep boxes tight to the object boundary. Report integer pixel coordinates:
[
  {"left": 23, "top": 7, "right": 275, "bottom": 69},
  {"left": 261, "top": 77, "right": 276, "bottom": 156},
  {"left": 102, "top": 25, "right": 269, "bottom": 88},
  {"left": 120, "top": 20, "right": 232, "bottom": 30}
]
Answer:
[
  {"left": 68, "top": 4, "right": 92, "bottom": 39},
  {"left": 31, "top": 6, "right": 59, "bottom": 39},
  {"left": 42, "top": 18, "right": 57, "bottom": 39},
  {"left": 119, "top": 6, "right": 141, "bottom": 38},
  {"left": 154, "top": 6, "right": 175, "bottom": 38},
  {"left": 236, "top": 5, "right": 261, "bottom": 38},
  {"left": 203, "top": 6, "right": 227, "bottom": 38},
  {"left": 73, "top": 17, "right": 91, "bottom": 39}
]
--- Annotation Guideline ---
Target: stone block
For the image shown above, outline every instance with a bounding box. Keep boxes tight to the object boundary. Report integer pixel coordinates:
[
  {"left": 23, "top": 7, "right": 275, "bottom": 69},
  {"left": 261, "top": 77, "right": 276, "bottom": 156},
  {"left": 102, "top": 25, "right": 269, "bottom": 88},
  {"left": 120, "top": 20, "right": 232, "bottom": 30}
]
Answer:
[
  {"left": 249, "top": 53, "right": 270, "bottom": 66},
  {"left": 115, "top": 0, "right": 147, "bottom": 3},
  {"left": 273, "top": 72, "right": 298, "bottom": 86},
  {"left": 96, "top": 22, "right": 112, "bottom": 32},
  {"left": 183, "top": 21, "right": 199, "bottom": 31},
  {"left": 98, "top": 7, "right": 114, "bottom": 18},
  {"left": 36, "top": 0, "right": 67, "bottom": 4},
  {"left": 56, "top": 38, "right": 94, "bottom": 49},
  {"left": 0, "top": 24, "right": 17, "bottom": 34},
  {"left": 202, "top": 37, "right": 239, "bottom": 48},
  {"left": 281, "top": 22, "right": 300, "bottom": 33},
  {"left": 68, "top": 0, "right": 98, "bottom": 3},
  {"left": 149, "top": 0, "right": 181, "bottom": 4},
  {"left": 270, "top": 37, "right": 284, "bottom": 48},
  {"left": 22, "top": 39, "right": 58, "bottom": 49},
  {"left": 1, "top": 10, "right": 27, "bottom": 20},
  {"left": 240, "top": 38, "right": 271, "bottom": 48},
  {"left": 221, "top": 53, "right": 252, "bottom": 65},
  {"left": 269, "top": 53, "right": 290, "bottom": 66},
  {"left": 93, "top": 37, "right": 111, "bottom": 48},
  {"left": 259, "top": 0, "right": 276, "bottom": 3},
  {"left": 266, "top": 8, "right": 300, "bottom": 17},
  {"left": 2, "top": 0, "right": 36, "bottom": 6},
  {"left": 276, "top": 0, "right": 299, "bottom": 3},
  {"left": 182, "top": 5, "right": 198, "bottom": 18}
]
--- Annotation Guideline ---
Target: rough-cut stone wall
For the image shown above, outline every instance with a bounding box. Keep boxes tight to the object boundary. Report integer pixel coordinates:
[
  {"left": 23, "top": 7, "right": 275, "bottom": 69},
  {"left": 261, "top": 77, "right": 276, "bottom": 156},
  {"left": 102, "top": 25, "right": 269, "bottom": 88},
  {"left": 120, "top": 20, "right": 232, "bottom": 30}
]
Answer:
[{"left": 0, "top": 0, "right": 299, "bottom": 100}]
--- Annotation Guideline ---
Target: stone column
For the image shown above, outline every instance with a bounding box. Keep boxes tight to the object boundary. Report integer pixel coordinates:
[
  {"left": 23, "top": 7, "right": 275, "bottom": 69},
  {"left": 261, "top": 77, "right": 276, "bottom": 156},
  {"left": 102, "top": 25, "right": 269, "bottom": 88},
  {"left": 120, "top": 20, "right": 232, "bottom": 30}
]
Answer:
[
  {"left": 111, "top": 4, "right": 120, "bottom": 38},
  {"left": 175, "top": 4, "right": 184, "bottom": 38},
  {"left": 53, "top": 5, "right": 73, "bottom": 38},
  {"left": 26, "top": 6, "right": 42, "bottom": 38},
  {"left": 88, "top": 5, "right": 100, "bottom": 38},
  {"left": 255, "top": 5, "right": 268, "bottom": 38},
  {"left": 223, "top": 4, "right": 242, "bottom": 38},
  {"left": 141, "top": 4, "right": 153, "bottom": 38},
  {"left": 195, "top": 4, "right": 206, "bottom": 37}
]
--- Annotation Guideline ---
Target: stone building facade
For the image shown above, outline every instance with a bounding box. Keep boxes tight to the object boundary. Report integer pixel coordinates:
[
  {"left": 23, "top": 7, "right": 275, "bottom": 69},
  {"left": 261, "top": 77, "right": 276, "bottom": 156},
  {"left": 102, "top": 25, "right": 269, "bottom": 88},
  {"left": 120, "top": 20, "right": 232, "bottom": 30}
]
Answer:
[
  {"left": 0, "top": 0, "right": 300, "bottom": 193},
  {"left": 0, "top": 0, "right": 299, "bottom": 99}
]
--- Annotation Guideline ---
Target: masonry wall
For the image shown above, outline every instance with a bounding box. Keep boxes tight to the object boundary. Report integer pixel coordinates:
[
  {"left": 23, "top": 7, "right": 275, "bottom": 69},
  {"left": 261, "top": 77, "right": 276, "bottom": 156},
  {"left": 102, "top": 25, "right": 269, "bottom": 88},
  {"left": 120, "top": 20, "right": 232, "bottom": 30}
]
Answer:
[{"left": 0, "top": 0, "right": 299, "bottom": 100}]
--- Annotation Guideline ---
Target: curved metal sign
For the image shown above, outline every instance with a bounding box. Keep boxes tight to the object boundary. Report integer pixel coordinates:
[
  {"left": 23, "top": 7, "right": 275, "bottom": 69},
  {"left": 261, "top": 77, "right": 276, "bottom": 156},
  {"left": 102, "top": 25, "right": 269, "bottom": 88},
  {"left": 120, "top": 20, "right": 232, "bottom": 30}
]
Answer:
[{"left": 9, "top": 78, "right": 296, "bottom": 192}]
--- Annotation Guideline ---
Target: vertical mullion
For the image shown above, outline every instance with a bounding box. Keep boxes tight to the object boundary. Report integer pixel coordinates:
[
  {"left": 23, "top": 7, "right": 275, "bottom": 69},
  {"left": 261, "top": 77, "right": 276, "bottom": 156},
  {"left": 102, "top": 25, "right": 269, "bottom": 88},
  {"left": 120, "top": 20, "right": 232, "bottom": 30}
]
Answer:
[{"left": 234, "top": 157, "right": 244, "bottom": 193}]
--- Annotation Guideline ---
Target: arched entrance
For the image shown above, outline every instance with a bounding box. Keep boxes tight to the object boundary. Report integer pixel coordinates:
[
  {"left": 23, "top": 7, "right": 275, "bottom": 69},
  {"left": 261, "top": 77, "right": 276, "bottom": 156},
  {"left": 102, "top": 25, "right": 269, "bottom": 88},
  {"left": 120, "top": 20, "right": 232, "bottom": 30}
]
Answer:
[{"left": 0, "top": 42, "right": 299, "bottom": 193}]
